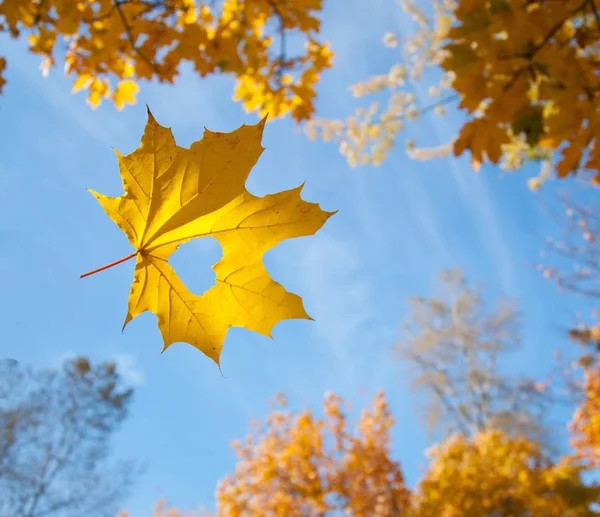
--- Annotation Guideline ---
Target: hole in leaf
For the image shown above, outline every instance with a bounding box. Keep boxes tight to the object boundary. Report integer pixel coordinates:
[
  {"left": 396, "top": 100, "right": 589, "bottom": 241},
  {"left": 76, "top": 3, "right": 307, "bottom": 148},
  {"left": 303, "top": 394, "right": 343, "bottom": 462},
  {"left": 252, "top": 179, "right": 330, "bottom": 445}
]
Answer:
[{"left": 168, "top": 236, "right": 222, "bottom": 296}]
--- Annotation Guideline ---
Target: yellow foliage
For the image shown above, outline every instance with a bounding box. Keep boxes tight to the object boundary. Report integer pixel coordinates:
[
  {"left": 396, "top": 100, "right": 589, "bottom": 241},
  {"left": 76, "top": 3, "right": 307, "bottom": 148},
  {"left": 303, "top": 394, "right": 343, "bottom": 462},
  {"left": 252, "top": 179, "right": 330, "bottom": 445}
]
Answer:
[
  {"left": 82, "top": 109, "right": 334, "bottom": 365},
  {"left": 412, "top": 430, "right": 600, "bottom": 517},
  {"left": 130, "top": 401, "right": 600, "bottom": 517},
  {"left": 216, "top": 391, "right": 410, "bottom": 516},
  {"left": 112, "top": 79, "right": 139, "bottom": 110},
  {"left": 0, "top": 0, "right": 332, "bottom": 120},
  {"left": 442, "top": 0, "right": 600, "bottom": 181},
  {"left": 570, "top": 366, "right": 600, "bottom": 467}
]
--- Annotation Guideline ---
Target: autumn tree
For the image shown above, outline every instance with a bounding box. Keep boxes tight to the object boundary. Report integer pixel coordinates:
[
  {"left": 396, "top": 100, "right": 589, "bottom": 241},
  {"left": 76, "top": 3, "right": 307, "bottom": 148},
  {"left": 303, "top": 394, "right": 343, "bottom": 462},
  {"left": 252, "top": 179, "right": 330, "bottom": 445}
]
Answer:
[
  {"left": 136, "top": 395, "right": 600, "bottom": 517},
  {"left": 440, "top": 0, "right": 600, "bottom": 182},
  {"left": 395, "top": 269, "right": 555, "bottom": 446},
  {"left": 0, "top": 0, "right": 332, "bottom": 121},
  {"left": 411, "top": 430, "right": 600, "bottom": 517},
  {"left": 216, "top": 391, "right": 410, "bottom": 517},
  {"left": 0, "top": 356, "right": 137, "bottom": 517},
  {"left": 307, "top": 0, "right": 600, "bottom": 189}
]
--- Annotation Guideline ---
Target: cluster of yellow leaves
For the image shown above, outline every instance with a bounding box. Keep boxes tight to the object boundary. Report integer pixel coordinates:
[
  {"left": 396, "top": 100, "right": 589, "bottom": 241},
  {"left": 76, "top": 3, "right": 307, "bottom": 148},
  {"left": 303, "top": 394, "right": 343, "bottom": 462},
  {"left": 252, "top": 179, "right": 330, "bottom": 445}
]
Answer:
[
  {"left": 216, "top": 391, "right": 410, "bottom": 517},
  {"left": 570, "top": 366, "right": 600, "bottom": 467},
  {"left": 412, "top": 430, "right": 600, "bottom": 517},
  {"left": 0, "top": 0, "right": 332, "bottom": 120},
  {"left": 85, "top": 110, "right": 334, "bottom": 365},
  {"left": 443, "top": 0, "right": 600, "bottom": 181}
]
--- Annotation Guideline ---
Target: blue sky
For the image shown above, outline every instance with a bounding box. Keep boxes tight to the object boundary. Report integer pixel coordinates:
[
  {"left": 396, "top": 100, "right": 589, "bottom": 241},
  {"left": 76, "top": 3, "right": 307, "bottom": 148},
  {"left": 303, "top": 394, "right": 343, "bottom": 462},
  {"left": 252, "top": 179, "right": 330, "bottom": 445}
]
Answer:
[{"left": 0, "top": 0, "right": 595, "bottom": 514}]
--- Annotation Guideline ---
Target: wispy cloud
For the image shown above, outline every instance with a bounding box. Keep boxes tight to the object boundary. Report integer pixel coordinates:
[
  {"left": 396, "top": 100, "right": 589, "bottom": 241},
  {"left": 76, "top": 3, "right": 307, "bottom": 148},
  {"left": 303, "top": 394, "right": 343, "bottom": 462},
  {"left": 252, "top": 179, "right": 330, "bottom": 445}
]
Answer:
[
  {"left": 419, "top": 112, "right": 518, "bottom": 295},
  {"left": 370, "top": 1, "right": 518, "bottom": 295},
  {"left": 111, "top": 353, "right": 146, "bottom": 387},
  {"left": 448, "top": 159, "right": 518, "bottom": 295},
  {"left": 299, "top": 234, "right": 376, "bottom": 391},
  {"left": 321, "top": 0, "right": 516, "bottom": 294}
]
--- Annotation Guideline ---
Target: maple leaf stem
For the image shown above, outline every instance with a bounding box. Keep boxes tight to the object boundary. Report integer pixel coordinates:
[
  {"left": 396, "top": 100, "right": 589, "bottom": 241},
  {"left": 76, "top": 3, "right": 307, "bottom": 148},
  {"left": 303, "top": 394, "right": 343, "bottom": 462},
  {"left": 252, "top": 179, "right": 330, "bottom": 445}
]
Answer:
[{"left": 79, "top": 252, "right": 137, "bottom": 279}]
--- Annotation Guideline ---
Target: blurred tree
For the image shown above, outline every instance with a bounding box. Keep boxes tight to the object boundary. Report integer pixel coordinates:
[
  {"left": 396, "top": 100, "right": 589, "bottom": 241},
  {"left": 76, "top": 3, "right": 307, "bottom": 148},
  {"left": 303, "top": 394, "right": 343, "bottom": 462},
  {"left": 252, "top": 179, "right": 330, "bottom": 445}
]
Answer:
[
  {"left": 0, "top": 0, "right": 331, "bottom": 121},
  {"left": 540, "top": 197, "right": 600, "bottom": 295},
  {"left": 395, "top": 269, "right": 554, "bottom": 446},
  {"left": 412, "top": 430, "right": 600, "bottom": 517},
  {"left": 538, "top": 194, "right": 600, "bottom": 364},
  {"left": 136, "top": 395, "right": 600, "bottom": 517},
  {"left": 215, "top": 391, "right": 410, "bottom": 517},
  {"left": 305, "top": 0, "right": 457, "bottom": 167},
  {"left": 570, "top": 365, "right": 600, "bottom": 468},
  {"left": 0, "top": 356, "right": 137, "bottom": 517}
]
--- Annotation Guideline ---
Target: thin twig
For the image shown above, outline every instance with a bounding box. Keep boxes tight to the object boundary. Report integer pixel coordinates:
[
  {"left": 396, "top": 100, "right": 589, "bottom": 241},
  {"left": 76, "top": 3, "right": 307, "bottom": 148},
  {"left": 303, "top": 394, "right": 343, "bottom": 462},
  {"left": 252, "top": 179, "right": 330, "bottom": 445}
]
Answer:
[
  {"left": 265, "top": 0, "right": 287, "bottom": 84},
  {"left": 113, "top": 0, "right": 164, "bottom": 76}
]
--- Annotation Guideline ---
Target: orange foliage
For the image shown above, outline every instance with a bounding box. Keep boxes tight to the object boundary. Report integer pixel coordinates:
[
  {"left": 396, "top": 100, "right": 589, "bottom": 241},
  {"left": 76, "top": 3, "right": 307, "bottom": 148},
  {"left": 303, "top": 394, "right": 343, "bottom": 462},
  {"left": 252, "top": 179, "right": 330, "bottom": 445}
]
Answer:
[
  {"left": 123, "top": 394, "right": 600, "bottom": 517},
  {"left": 412, "top": 430, "right": 600, "bottom": 517},
  {"left": 442, "top": 0, "right": 600, "bottom": 181},
  {"left": 571, "top": 366, "right": 600, "bottom": 467},
  {"left": 216, "top": 391, "right": 410, "bottom": 517}
]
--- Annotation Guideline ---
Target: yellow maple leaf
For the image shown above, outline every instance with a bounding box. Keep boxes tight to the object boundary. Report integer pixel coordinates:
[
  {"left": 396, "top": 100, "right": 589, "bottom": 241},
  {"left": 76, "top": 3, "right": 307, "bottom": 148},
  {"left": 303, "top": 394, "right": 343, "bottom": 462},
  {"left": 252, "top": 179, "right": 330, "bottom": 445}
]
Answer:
[
  {"left": 82, "top": 108, "right": 335, "bottom": 365},
  {"left": 113, "top": 80, "right": 139, "bottom": 110}
]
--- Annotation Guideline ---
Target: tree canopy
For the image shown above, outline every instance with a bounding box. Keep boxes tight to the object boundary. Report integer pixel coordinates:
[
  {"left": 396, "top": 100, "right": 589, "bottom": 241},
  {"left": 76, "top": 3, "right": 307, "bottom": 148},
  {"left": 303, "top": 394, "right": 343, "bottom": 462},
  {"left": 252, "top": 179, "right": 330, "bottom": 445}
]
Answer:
[{"left": 0, "top": 0, "right": 332, "bottom": 120}]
